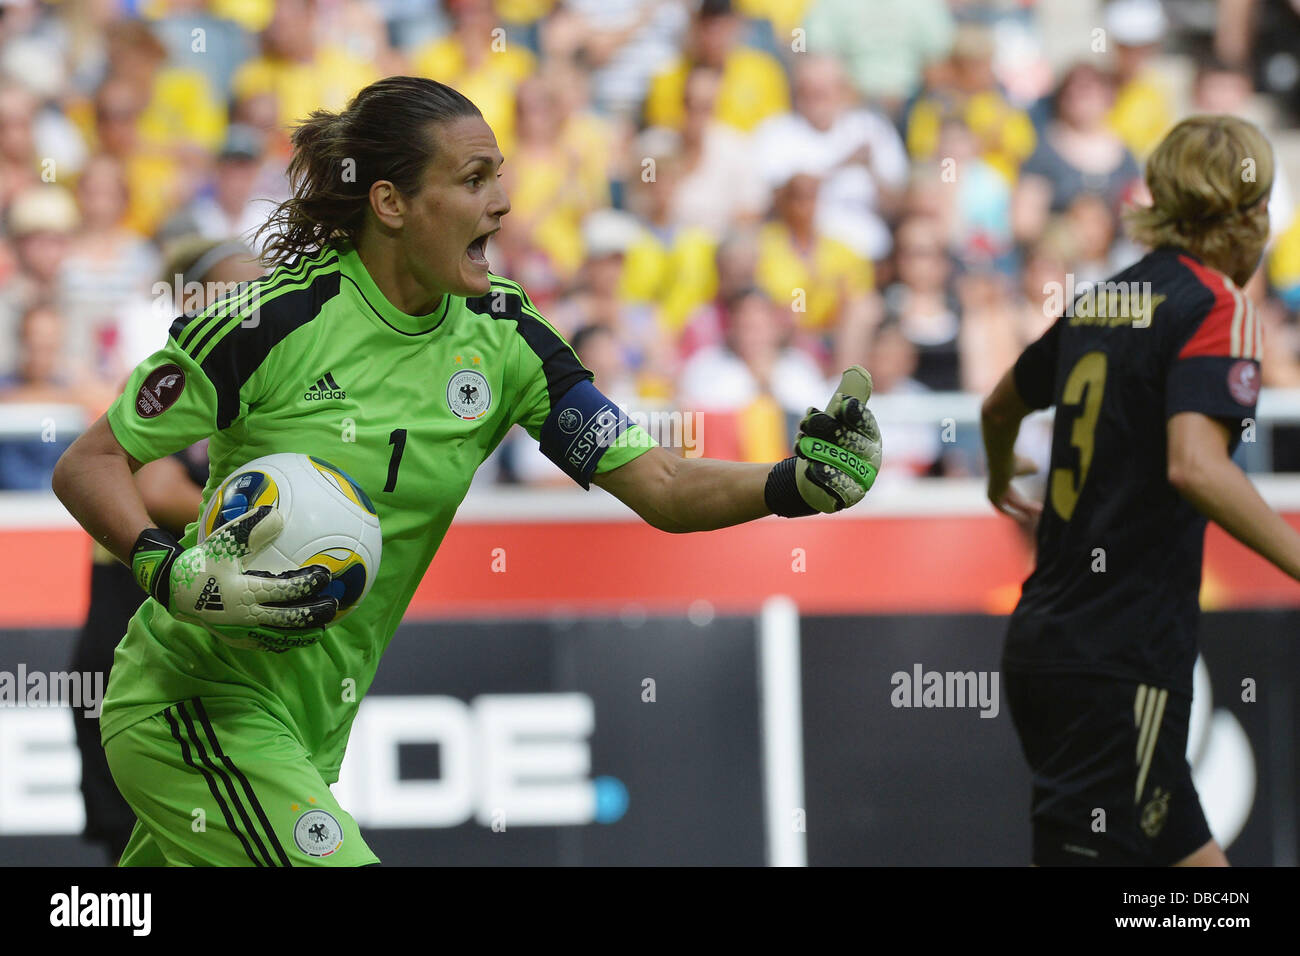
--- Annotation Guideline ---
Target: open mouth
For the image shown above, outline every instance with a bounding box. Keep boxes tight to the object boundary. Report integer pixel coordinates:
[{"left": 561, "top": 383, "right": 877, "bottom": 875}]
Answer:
[{"left": 466, "top": 230, "right": 494, "bottom": 266}]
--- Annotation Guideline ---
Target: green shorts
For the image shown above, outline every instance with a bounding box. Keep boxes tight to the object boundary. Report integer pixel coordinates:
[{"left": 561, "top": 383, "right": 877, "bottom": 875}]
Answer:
[{"left": 104, "top": 696, "right": 378, "bottom": 867}]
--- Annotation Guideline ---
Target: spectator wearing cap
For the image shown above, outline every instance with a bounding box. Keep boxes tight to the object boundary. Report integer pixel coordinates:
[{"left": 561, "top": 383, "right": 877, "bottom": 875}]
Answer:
[
  {"left": 643, "top": 0, "right": 790, "bottom": 134},
  {"left": 1105, "top": 0, "right": 1176, "bottom": 159},
  {"left": 754, "top": 55, "right": 908, "bottom": 262},
  {"left": 412, "top": 0, "right": 537, "bottom": 158},
  {"left": 0, "top": 185, "right": 80, "bottom": 379},
  {"left": 158, "top": 124, "right": 276, "bottom": 247}
]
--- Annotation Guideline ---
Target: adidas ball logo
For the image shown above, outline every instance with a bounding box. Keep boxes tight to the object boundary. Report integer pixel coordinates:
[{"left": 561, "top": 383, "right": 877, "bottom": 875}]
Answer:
[{"left": 305, "top": 372, "right": 346, "bottom": 401}]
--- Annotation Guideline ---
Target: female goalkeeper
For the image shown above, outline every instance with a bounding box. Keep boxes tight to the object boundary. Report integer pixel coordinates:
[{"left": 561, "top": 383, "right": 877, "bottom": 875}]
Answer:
[{"left": 51, "top": 76, "right": 881, "bottom": 866}]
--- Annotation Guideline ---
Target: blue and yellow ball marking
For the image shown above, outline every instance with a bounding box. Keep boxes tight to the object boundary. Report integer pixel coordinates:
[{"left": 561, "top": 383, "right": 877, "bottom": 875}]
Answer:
[
  {"left": 308, "top": 456, "right": 377, "bottom": 516},
  {"left": 304, "top": 547, "right": 369, "bottom": 611},
  {"left": 205, "top": 470, "right": 279, "bottom": 537}
]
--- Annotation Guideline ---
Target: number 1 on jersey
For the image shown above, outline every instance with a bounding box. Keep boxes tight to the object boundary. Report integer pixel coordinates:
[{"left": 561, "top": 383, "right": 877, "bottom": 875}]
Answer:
[
  {"left": 1050, "top": 351, "right": 1107, "bottom": 522},
  {"left": 384, "top": 428, "right": 407, "bottom": 493}
]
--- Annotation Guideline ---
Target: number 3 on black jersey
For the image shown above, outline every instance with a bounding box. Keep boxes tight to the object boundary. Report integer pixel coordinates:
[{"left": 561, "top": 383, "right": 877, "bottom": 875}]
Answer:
[{"left": 1050, "top": 351, "right": 1108, "bottom": 522}]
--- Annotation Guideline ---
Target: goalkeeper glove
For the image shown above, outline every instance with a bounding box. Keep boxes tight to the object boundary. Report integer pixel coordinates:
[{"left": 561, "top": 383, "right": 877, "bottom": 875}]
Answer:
[
  {"left": 765, "top": 365, "right": 882, "bottom": 516},
  {"left": 129, "top": 505, "right": 338, "bottom": 652}
]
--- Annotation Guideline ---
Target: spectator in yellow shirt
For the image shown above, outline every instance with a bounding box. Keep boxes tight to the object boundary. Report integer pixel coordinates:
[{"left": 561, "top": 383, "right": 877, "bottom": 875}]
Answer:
[
  {"left": 1269, "top": 211, "right": 1300, "bottom": 312},
  {"left": 106, "top": 19, "right": 225, "bottom": 155},
  {"left": 620, "top": 144, "right": 719, "bottom": 332},
  {"left": 231, "top": 0, "right": 379, "bottom": 134},
  {"left": 495, "top": 0, "right": 560, "bottom": 28},
  {"left": 412, "top": 0, "right": 537, "bottom": 157},
  {"left": 67, "top": 20, "right": 226, "bottom": 236},
  {"left": 733, "top": 0, "right": 815, "bottom": 42},
  {"left": 1105, "top": 0, "right": 1175, "bottom": 159},
  {"left": 87, "top": 78, "right": 187, "bottom": 239},
  {"left": 905, "top": 24, "right": 1035, "bottom": 185},
  {"left": 643, "top": 0, "right": 790, "bottom": 133},
  {"left": 500, "top": 75, "right": 601, "bottom": 281},
  {"left": 756, "top": 171, "right": 875, "bottom": 344}
]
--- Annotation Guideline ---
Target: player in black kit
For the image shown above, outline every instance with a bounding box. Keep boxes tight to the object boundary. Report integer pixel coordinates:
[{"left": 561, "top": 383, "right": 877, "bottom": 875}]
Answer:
[{"left": 981, "top": 115, "right": 1298, "bottom": 866}]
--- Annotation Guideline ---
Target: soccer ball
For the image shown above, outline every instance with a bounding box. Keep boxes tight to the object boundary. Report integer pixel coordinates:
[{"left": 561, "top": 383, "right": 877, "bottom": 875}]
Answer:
[{"left": 198, "top": 453, "right": 383, "bottom": 623}]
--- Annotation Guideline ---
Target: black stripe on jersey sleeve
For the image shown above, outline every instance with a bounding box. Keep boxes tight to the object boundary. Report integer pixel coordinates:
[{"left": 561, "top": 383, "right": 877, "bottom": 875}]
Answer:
[
  {"left": 198, "top": 269, "right": 342, "bottom": 429},
  {"left": 465, "top": 283, "right": 591, "bottom": 410}
]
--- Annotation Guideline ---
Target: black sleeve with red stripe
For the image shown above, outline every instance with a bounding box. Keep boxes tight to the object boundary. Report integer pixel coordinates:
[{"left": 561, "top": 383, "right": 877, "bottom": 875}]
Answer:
[{"left": 1166, "top": 254, "right": 1262, "bottom": 422}]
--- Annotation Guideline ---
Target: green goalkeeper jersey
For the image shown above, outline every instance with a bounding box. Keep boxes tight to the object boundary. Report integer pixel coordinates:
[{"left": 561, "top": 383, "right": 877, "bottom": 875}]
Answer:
[{"left": 100, "top": 241, "right": 654, "bottom": 781}]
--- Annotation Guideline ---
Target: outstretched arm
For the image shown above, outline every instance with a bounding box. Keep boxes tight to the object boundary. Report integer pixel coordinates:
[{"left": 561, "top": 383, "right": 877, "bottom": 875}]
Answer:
[
  {"left": 592, "top": 449, "right": 770, "bottom": 533},
  {"left": 593, "top": 367, "right": 882, "bottom": 533}
]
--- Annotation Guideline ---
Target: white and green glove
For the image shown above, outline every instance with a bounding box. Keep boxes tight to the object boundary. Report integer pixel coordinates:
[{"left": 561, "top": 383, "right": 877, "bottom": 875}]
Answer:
[
  {"left": 765, "top": 365, "right": 882, "bottom": 516},
  {"left": 130, "top": 505, "right": 337, "bottom": 652}
]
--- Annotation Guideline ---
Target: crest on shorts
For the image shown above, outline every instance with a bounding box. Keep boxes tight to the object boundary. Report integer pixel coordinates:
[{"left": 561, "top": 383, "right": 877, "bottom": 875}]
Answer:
[
  {"left": 1140, "top": 786, "right": 1170, "bottom": 838},
  {"left": 293, "top": 809, "right": 344, "bottom": 857}
]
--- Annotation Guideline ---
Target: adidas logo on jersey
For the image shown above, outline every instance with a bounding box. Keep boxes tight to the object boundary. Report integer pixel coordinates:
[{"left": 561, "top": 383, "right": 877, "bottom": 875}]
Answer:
[
  {"left": 195, "top": 576, "right": 224, "bottom": 611},
  {"left": 305, "top": 372, "right": 346, "bottom": 401}
]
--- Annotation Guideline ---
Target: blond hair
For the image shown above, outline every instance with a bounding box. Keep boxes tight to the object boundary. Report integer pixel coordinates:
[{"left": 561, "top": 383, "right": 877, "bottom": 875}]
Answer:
[{"left": 1125, "top": 115, "right": 1273, "bottom": 263}]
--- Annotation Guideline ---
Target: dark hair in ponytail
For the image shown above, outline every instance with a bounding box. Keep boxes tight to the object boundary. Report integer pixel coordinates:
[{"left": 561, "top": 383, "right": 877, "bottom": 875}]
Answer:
[{"left": 257, "top": 76, "right": 481, "bottom": 266}]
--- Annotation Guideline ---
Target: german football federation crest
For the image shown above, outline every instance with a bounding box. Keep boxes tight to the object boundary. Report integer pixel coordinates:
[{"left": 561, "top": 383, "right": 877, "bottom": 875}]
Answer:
[
  {"left": 447, "top": 369, "right": 491, "bottom": 420},
  {"left": 293, "top": 809, "right": 344, "bottom": 857},
  {"left": 1140, "top": 786, "right": 1171, "bottom": 838}
]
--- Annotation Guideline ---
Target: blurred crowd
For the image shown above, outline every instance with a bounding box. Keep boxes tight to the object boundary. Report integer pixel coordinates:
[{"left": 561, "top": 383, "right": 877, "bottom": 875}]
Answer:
[{"left": 4, "top": 0, "right": 1300, "bottom": 489}]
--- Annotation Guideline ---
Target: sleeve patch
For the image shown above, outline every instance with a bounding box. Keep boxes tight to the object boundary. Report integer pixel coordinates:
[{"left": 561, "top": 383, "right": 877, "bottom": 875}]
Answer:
[
  {"left": 539, "top": 379, "right": 632, "bottom": 489},
  {"left": 135, "top": 364, "right": 187, "bottom": 418},
  {"left": 1227, "top": 359, "right": 1261, "bottom": 405}
]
